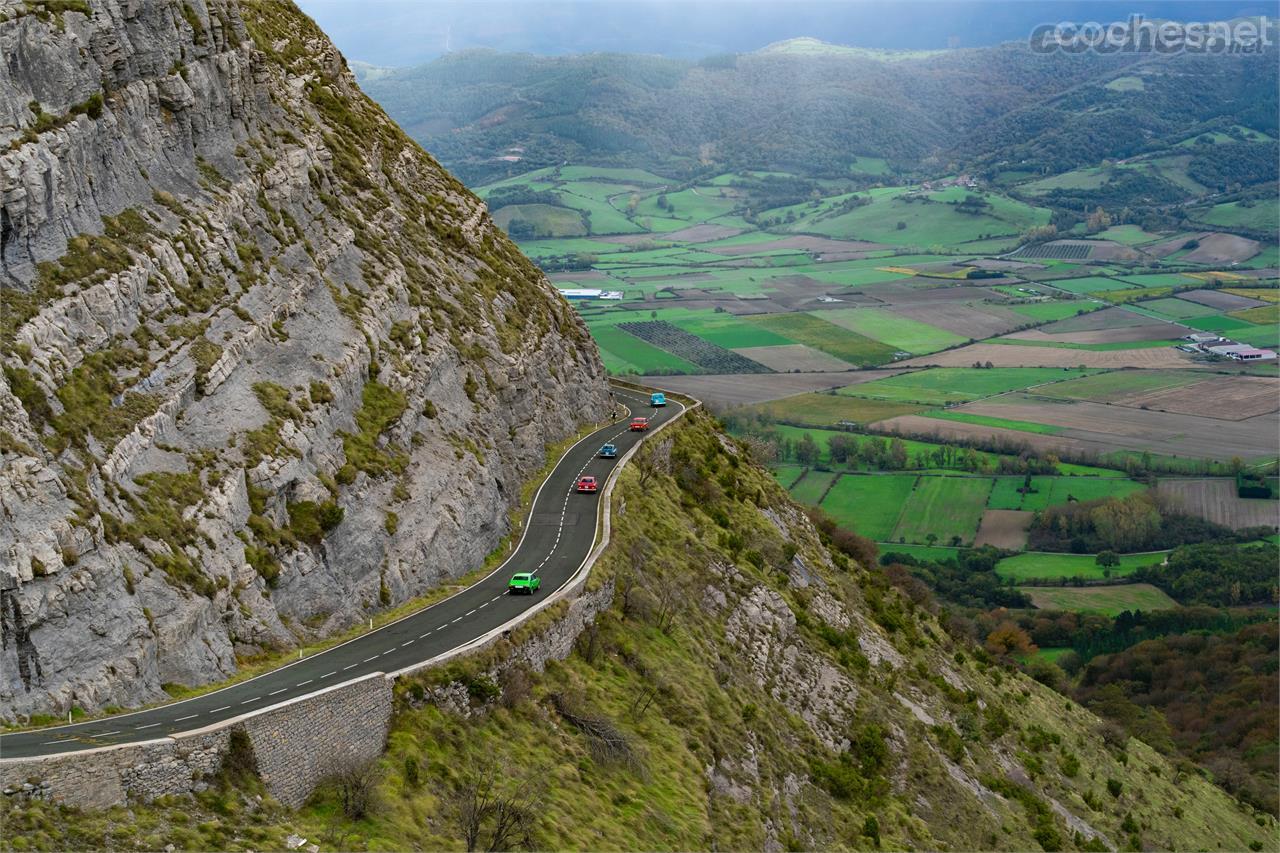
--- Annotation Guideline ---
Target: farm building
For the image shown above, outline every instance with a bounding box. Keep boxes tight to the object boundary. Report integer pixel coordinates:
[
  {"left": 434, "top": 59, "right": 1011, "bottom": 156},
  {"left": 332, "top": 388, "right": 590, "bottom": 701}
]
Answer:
[
  {"left": 1227, "top": 347, "right": 1277, "bottom": 361},
  {"left": 1204, "top": 343, "right": 1277, "bottom": 361},
  {"left": 557, "top": 288, "right": 624, "bottom": 301},
  {"left": 1183, "top": 332, "right": 1224, "bottom": 343}
]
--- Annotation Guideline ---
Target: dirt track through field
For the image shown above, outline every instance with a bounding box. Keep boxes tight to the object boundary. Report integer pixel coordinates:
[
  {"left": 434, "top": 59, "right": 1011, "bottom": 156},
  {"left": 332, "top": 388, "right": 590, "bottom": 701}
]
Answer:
[
  {"left": 975, "top": 509, "right": 1033, "bottom": 549},
  {"left": 896, "top": 343, "right": 1199, "bottom": 369},
  {"left": 1155, "top": 479, "right": 1280, "bottom": 528}
]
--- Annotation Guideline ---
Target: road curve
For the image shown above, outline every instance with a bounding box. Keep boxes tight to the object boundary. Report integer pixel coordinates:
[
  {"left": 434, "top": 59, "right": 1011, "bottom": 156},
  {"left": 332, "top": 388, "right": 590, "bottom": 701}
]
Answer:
[{"left": 0, "top": 385, "right": 683, "bottom": 760}]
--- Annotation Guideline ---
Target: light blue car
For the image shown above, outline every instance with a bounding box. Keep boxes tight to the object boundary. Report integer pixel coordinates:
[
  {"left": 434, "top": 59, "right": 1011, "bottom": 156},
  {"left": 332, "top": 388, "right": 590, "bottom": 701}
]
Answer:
[
  {"left": 599, "top": 443, "right": 618, "bottom": 458},
  {"left": 650, "top": 392, "right": 666, "bottom": 407}
]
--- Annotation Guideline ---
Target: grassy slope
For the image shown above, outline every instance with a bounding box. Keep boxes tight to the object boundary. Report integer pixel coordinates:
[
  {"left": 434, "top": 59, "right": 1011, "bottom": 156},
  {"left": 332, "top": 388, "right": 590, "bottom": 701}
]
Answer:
[{"left": 7, "top": 413, "right": 1273, "bottom": 850}]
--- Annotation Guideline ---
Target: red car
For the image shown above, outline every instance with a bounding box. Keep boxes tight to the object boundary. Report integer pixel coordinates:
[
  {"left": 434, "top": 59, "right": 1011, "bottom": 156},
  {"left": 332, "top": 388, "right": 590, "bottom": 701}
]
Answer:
[
  {"left": 629, "top": 417, "right": 649, "bottom": 431},
  {"left": 576, "top": 475, "right": 599, "bottom": 493}
]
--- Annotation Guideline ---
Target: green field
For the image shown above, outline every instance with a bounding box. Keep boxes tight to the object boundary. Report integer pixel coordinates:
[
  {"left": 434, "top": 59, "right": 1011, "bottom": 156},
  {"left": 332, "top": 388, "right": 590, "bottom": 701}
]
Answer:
[
  {"left": 1228, "top": 324, "right": 1280, "bottom": 348},
  {"left": 789, "top": 469, "right": 838, "bottom": 504},
  {"left": 924, "top": 410, "right": 1063, "bottom": 435},
  {"left": 777, "top": 186, "right": 1050, "bottom": 246},
  {"left": 1112, "top": 273, "right": 1203, "bottom": 288},
  {"left": 1197, "top": 200, "right": 1280, "bottom": 233},
  {"left": 1230, "top": 304, "right": 1280, "bottom": 326},
  {"left": 841, "top": 367, "right": 1097, "bottom": 405},
  {"left": 666, "top": 312, "right": 793, "bottom": 349},
  {"left": 1020, "top": 583, "right": 1179, "bottom": 615},
  {"left": 997, "top": 551, "right": 1166, "bottom": 582},
  {"left": 746, "top": 313, "right": 895, "bottom": 366},
  {"left": 1008, "top": 302, "right": 1096, "bottom": 323},
  {"left": 990, "top": 475, "right": 1146, "bottom": 511},
  {"left": 890, "top": 476, "right": 992, "bottom": 545},
  {"left": 748, "top": 393, "right": 925, "bottom": 426},
  {"left": 772, "top": 464, "right": 805, "bottom": 490},
  {"left": 819, "top": 474, "right": 917, "bottom": 540},
  {"left": 1127, "top": 297, "right": 1220, "bottom": 320},
  {"left": 590, "top": 325, "right": 700, "bottom": 374},
  {"left": 490, "top": 203, "right": 587, "bottom": 237},
  {"left": 635, "top": 187, "right": 739, "bottom": 223},
  {"left": 1026, "top": 647, "right": 1075, "bottom": 664},
  {"left": 1020, "top": 167, "right": 1110, "bottom": 195},
  {"left": 1036, "top": 369, "right": 1205, "bottom": 402},
  {"left": 817, "top": 307, "right": 965, "bottom": 354},
  {"left": 1044, "top": 276, "right": 1129, "bottom": 295},
  {"left": 1104, "top": 76, "right": 1145, "bottom": 92},
  {"left": 876, "top": 543, "right": 964, "bottom": 562}
]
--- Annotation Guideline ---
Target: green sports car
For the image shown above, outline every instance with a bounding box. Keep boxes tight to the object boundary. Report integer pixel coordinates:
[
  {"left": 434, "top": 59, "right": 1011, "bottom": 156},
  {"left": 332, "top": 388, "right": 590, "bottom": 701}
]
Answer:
[{"left": 508, "top": 572, "right": 541, "bottom": 594}]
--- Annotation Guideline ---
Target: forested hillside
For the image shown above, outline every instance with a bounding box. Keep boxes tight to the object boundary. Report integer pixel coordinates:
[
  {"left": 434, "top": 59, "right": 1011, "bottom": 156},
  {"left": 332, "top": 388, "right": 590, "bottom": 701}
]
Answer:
[{"left": 358, "top": 38, "right": 1278, "bottom": 193}]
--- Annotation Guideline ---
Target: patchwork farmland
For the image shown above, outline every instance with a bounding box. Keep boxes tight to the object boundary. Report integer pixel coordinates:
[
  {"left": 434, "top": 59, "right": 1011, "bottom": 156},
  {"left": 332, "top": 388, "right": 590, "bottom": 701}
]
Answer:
[{"left": 484, "top": 163, "right": 1278, "bottom": 620}]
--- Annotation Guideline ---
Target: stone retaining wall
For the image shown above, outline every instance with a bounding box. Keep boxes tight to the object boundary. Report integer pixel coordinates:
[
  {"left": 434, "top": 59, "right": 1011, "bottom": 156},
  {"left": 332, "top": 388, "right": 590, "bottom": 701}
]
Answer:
[
  {"left": 1, "top": 674, "right": 393, "bottom": 810},
  {"left": 1, "top": 388, "right": 697, "bottom": 811}
]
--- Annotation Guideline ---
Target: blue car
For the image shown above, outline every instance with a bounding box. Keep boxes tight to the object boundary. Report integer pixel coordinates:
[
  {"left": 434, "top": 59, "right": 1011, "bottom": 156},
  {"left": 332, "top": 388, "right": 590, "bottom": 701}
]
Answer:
[
  {"left": 650, "top": 392, "right": 666, "bottom": 407},
  {"left": 599, "top": 443, "right": 618, "bottom": 458}
]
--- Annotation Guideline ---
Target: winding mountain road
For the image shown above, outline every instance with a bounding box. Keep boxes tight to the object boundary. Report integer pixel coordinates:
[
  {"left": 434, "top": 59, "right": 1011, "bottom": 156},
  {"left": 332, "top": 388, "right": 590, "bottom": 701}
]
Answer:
[{"left": 0, "top": 385, "right": 683, "bottom": 760}]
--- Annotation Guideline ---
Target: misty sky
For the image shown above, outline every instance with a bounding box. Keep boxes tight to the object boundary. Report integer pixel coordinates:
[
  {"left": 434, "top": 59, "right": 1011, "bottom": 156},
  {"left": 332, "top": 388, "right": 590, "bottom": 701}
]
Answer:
[{"left": 296, "top": 0, "right": 1275, "bottom": 67}]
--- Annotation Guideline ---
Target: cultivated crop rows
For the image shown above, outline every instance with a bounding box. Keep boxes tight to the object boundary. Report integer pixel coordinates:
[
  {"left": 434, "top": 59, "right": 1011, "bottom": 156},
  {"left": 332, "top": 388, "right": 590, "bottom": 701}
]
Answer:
[
  {"left": 1012, "top": 243, "right": 1092, "bottom": 259},
  {"left": 618, "top": 321, "right": 774, "bottom": 374}
]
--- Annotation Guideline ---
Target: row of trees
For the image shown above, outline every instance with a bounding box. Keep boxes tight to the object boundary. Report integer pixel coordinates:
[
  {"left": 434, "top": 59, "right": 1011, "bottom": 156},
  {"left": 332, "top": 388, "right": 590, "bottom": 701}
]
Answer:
[{"left": 1027, "top": 491, "right": 1266, "bottom": 554}]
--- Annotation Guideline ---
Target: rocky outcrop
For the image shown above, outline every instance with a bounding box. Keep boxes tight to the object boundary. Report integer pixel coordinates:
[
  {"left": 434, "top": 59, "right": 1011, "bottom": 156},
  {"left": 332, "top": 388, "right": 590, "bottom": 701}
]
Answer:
[{"left": 0, "top": 0, "right": 608, "bottom": 719}]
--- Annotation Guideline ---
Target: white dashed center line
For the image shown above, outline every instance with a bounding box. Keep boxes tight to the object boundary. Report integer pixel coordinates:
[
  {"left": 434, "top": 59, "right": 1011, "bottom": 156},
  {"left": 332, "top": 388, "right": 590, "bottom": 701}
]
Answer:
[
  {"left": 240, "top": 697, "right": 258, "bottom": 705},
  {"left": 296, "top": 680, "right": 312, "bottom": 687},
  {"left": 343, "top": 664, "right": 358, "bottom": 670},
  {"left": 268, "top": 688, "right": 286, "bottom": 697},
  {"left": 210, "top": 706, "right": 231, "bottom": 714},
  {"left": 136, "top": 723, "right": 162, "bottom": 730},
  {"left": 321, "top": 671, "right": 336, "bottom": 678},
  {"left": 175, "top": 714, "right": 198, "bottom": 723}
]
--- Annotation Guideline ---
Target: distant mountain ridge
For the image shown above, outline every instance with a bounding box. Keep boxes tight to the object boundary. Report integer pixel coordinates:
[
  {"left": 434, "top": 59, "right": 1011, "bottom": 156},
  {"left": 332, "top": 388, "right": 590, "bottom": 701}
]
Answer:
[{"left": 356, "top": 37, "right": 1277, "bottom": 194}]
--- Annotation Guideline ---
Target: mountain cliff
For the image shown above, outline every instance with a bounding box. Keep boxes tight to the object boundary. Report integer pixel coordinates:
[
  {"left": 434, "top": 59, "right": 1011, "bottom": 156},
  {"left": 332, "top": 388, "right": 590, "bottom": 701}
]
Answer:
[
  {"left": 6, "top": 410, "right": 1273, "bottom": 850},
  {"left": 0, "top": 0, "right": 608, "bottom": 720}
]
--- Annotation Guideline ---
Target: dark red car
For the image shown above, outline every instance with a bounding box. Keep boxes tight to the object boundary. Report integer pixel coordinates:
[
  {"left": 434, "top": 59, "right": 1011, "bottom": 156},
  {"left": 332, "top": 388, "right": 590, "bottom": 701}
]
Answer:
[
  {"left": 629, "top": 417, "right": 650, "bottom": 431},
  {"left": 576, "top": 475, "right": 599, "bottom": 493}
]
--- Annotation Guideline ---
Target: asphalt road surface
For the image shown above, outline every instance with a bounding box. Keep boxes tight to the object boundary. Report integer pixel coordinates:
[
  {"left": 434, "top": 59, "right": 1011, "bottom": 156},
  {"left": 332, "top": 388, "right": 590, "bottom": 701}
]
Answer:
[{"left": 0, "top": 386, "right": 683, "bottom": 760}]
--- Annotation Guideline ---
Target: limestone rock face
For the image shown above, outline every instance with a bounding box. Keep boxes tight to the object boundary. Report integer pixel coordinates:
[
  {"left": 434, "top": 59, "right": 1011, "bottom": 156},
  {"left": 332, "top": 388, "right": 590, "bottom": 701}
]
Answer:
[{"left": 0, "top": 0, "right": 608, "bottom": 719}]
